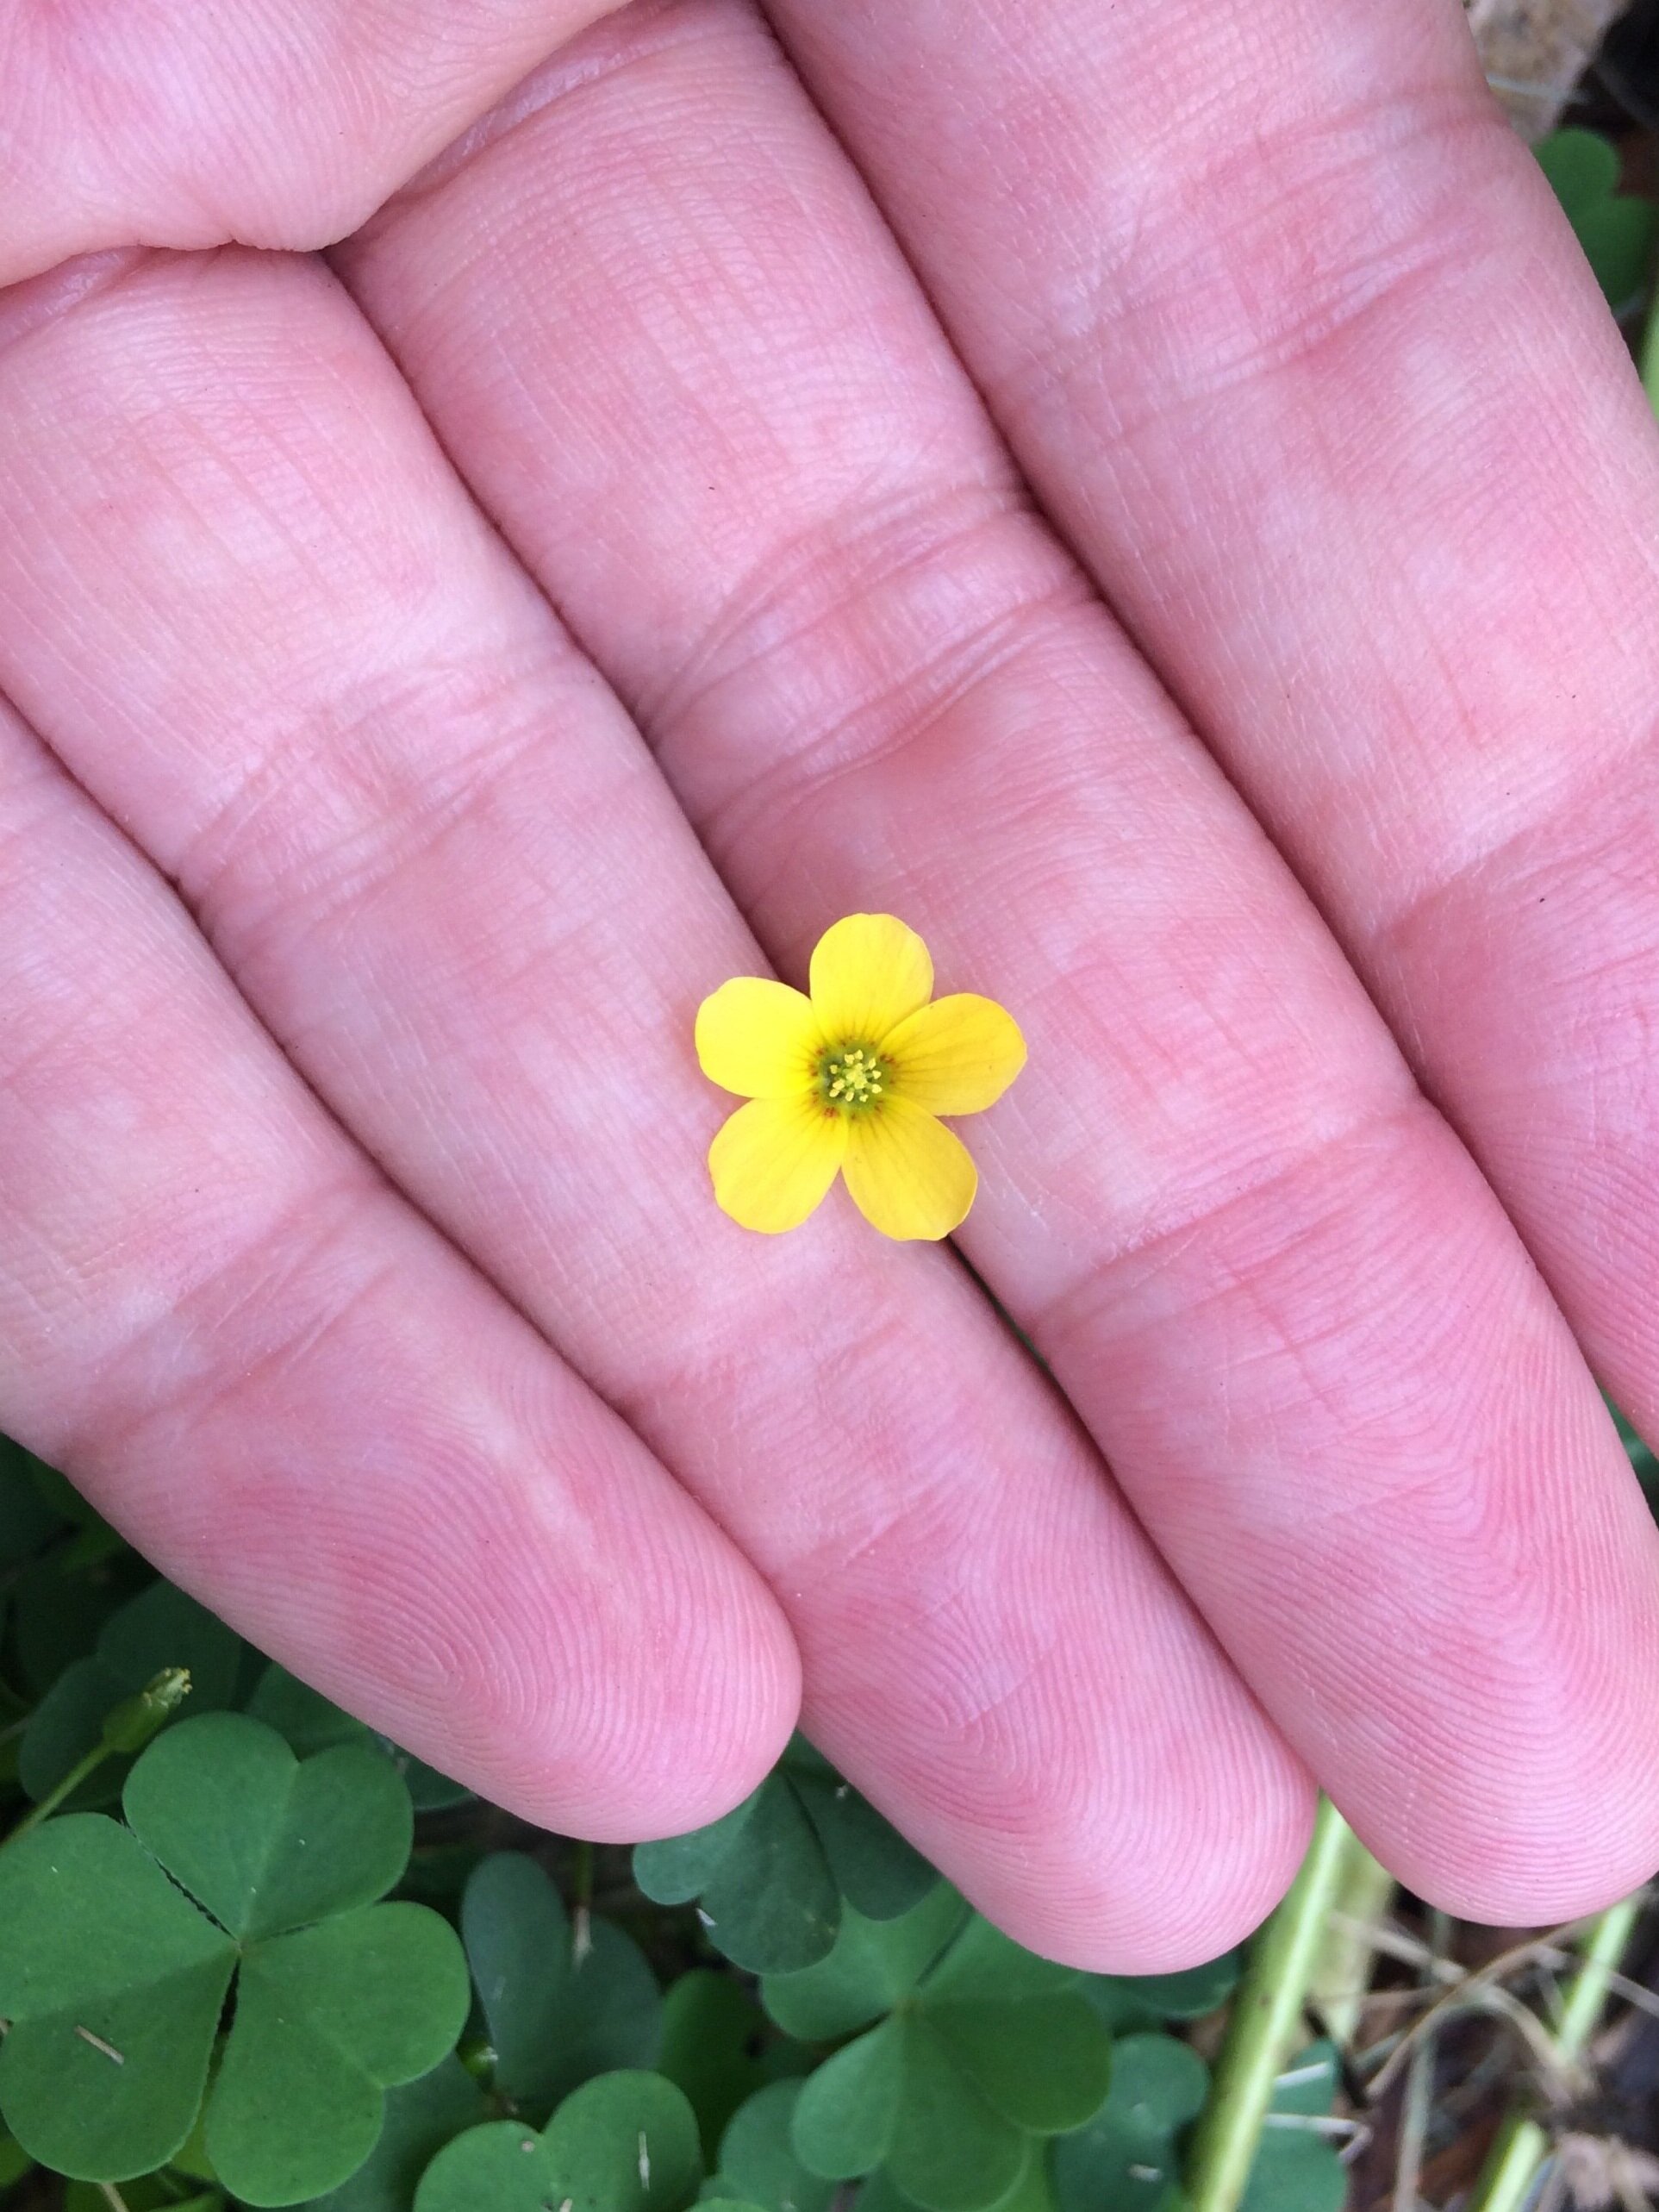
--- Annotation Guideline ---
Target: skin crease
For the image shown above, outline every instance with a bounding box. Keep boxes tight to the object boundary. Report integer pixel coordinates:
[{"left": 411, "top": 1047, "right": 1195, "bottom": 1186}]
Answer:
[{"left": 0, "top": 0, "right": 1656, "bottom": 1959}]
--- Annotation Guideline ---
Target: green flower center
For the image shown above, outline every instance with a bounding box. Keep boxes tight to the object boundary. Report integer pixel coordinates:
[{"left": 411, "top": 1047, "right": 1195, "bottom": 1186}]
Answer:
[{"left": 819, "top": 1043, "right": 889, "bottom": 1113}]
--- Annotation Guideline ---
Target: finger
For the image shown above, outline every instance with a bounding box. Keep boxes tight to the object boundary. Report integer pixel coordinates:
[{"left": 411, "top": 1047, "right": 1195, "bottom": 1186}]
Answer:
[
  {"left": 0, "top": 692, "right": 795, "bottom": 1836},
  {"left": 337, "top": 0, "right": 1659, "bottom": 1920},
  {"left": 0, "top": 0, "right": 631, "bottom": 288},
  {"left": 0, "top": 248, "right": 1302, "bottom": 1970},
  {"left": 759, "top": 0, "right": 1659, "bottom": 1464}
]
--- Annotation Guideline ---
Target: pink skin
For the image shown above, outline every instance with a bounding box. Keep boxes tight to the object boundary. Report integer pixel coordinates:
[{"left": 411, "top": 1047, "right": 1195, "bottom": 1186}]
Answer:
[
  {"left": 0, "top": 251, "right": 1299, "bottom": 1968},
  {"left": 0, "top": 697, "right": 796, "bottom": 1838},
  {"left": 0, "top": 0, "right": 630, "bottom": 285},
  {"left": 330, "top": 0, "right": 1659, "bottom": 1918},
  {"left": 0, "top": 0, "right": 1655, "bottom": 1957}
]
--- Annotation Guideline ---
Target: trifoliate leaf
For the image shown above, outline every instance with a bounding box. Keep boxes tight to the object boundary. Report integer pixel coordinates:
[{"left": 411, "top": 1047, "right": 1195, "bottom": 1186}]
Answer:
[
  {"left": 20, "top": 1578, "right": 244, "bottom": 1807},
  {"left": 774, "top": 1903, "right": 1111, "bottom": 2212},
  {"left": 0, "top": 1714, "right": 468, "bottom": 2200},
  {"left": 124, "top": 1711, "right": 412, "bottom": 1940},
  {"left": 762, "top": 1887, "right": 966, "bottom": 2041},
  {"left": 461, "top": 1852, "right": 661, "bottom": 2118},
  {"left": 1051, "top": 2032, "right": 1206, "bottom": 2211},
  {"left": 414, "top": 2070, "right": 702, "bottom": 2212},
  {"left": 634, "top": 1738, "right": 936, "bottom": 1973},
  {"left": 295, "top": 2058, "right": 486, "bottom": 2212},
  {"left": 0, "top": 1815, "right": 237, "bottom": 2179},
  {"left": 207, "top": 1903, "right": 471, "bottom": 2204}
]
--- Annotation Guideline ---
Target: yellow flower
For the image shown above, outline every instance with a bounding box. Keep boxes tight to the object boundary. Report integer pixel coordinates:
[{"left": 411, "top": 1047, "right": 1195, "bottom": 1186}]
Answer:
[{"left": 695, "top": 915, "right": 1026, "bottom": 1240}]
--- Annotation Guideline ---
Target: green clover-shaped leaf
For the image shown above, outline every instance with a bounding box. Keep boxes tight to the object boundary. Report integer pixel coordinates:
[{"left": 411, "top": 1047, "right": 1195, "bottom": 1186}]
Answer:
[
  {"left": 761, "top": 1885, "right": 965, "bottom": 2041},
  {"left": 209, "top": 1899, "right": 468, "bottom": 2202},
  {"left": 704, "top": 2081, "right": 836, "bottom": 2212},
  {"left": 415, "top": 2070, "right": 704, "bottom": 2212},
  {"left": 246, "top": 1661, "right": 471, "bottom": 1811},
  {"left": 0, "top": 1814, "right": 238, "bottom": 2181},
  {"left": 461, "top": 1852, "right": 662, "bottom": 2119},
  {"left": 20, "top": 1578, "right": 245, "bottom": 1808},
  {"left": 296, "top": 2057, "right": 486, "bottom": 2211},
  {"left": 858, "top": 2147, "right": 1057, "bottom": 2212},
  {"left": 659, "top": 1969, "right": 808, "bottom": 2165},
  {"left": 0, "top": 1713, "right": 469, "bottom": 2202},
  {"left": 1537, "top": 128, "right": 1657, "bottom": 311},
  {"left": 125, "top": 1707, "right": 412, "bottom": 1939},
  {"left": 1051, "top": 2032, "right": 1207, "bottom": 2211},
  {"left": 1082, "top": 1950, "right": 1240, "bottom": 2034},
  {"left": 635, "top": 1738, "right": 937, "bottom": 1973},
  {"left": 770, "top": 1900, "right": 1112, "bottom": 2212},
  {"left": 1240, "top": 2042, "right": 1347, "bottom": 2212}
]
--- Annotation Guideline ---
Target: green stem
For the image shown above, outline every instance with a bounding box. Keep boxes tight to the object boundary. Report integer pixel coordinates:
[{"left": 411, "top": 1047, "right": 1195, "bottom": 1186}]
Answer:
[
  {"left": 1307, "top": 1828, "right": 1397, "bottom": 2052},
  {"left": 1185, "top": 1796, "right": 1353, "bottom": 2212},
  {"left": 3, "top": 1739, "right": 114, "bottom": 1845},
  {"left": 2, "top": 1665, "right": 190, "bottom": 1849},
  {"left": 571, "top": 1838, "right": 595, "bottom": 1912},
  {"left": 1465, "top": 1890, "right": 1644, "bottom": 2212}
]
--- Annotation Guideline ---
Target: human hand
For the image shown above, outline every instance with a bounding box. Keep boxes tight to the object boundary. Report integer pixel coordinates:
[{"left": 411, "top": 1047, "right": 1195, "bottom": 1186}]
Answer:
[{"left": 3, "top": 0, "right": 1658, "bottom": 1971}]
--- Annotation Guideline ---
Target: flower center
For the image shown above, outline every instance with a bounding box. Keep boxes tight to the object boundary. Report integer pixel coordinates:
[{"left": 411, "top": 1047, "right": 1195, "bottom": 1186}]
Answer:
[{"left": 819, "top": 1043, "right": 889, "bottom": 1113}]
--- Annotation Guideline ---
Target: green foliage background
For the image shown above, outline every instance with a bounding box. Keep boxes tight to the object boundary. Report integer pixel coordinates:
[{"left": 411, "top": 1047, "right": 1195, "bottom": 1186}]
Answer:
[{"left": 0, "top": 1432, "right": 1350, "bottom": 2212}]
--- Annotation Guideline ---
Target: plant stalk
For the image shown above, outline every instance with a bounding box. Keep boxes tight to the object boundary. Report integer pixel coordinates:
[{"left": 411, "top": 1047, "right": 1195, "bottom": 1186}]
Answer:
[
  {"left": 3, "top": 1740, "right": 114, "bottom": 1845},
  {"left": 1465, "top": 1890, "right": 1645, "bottom": 2212},
  {"left": 1308, "top": 1827, "right": 1397, "bottom": 2052},
  {"left": 1185, "top": 1795, "right": 1353, "bottom": 2212},
  {"left": 3, "top": 1665, "right": 190, "bottom": 1848}
]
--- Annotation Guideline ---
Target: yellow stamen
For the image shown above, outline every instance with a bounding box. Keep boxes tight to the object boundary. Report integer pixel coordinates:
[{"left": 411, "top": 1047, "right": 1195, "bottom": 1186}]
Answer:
[{"left": 820, "top": 1042, "right": 890, "bottom": 1112}]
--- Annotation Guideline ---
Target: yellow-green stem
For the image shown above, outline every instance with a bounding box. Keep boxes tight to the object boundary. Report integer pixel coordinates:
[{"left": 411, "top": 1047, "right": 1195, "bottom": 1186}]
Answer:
[
  {"left": 3, "top": 1666, "right": 190, "bottom": 1849},
  {"left": 1308, "top": 1829, "right": 1397, "bottom": 2052},
  {"left": 1465, "top": 1890, "right": 1644, "bottom": 2212},
  {"left": 3, "top": 1740, "right": 113, "bottom": 1846},
  {"left": 1185, "top": 1796, "right": 1353, "bottom": 2212}
]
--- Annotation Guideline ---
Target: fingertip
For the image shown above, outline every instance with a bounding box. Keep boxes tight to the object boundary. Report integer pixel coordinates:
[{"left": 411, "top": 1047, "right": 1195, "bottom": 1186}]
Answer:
[
  {"left": 949, "top": 1737, "right": 1319, "bottom": 1976},
  {"left": 483, "top": 1596, "right": 803, "bottom": 1845}
]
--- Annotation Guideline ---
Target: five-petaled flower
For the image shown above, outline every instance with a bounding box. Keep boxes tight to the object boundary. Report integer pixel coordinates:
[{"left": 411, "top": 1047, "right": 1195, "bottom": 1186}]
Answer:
[{"left": 695, "top": 915, "right": 1026, "bottom": 1240}]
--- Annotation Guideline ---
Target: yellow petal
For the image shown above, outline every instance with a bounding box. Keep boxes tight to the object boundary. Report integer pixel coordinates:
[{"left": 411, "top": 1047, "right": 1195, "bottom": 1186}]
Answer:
[
  {"left": 709, "top": 1095, "right": 847, "bottom": 1233},
  {"left": 808, "top": 914, "right": 933, "bottom": 1048},
  {"left": 842, "top": 1096, "right": 977, "bottom": 1241},
  {"left": 883, "top": 993, "right": 1026, "bottom": 1116},
  {"left": 695, "top": 977, "right": 824, "bottom": 1097}
]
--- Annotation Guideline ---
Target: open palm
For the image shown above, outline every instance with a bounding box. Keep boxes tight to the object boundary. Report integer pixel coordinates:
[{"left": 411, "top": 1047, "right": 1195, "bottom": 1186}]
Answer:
[{"left": 5, "top": 0, "right": 1659, "bottom": 1970}]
